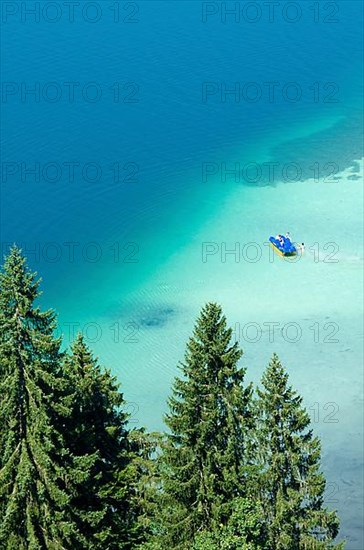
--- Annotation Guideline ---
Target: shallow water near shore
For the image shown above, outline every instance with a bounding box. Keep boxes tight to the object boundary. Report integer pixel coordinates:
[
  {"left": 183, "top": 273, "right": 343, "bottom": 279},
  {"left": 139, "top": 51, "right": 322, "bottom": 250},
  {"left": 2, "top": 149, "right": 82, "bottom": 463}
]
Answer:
[{"left": 106, "top": 160, "right": 364, "bottom": 548}]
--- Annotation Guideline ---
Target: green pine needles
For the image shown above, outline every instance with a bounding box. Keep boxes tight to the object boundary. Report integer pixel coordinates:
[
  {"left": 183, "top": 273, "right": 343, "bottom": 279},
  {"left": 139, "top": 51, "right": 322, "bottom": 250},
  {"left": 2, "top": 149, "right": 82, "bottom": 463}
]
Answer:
[
  {"left": 0, "top": 246, "right": 75, "bottom": 549},
  {"left": 0, "top": 247, "right": 140, "bottom": 549},
  {"left": 159, "top": 303, "right": 254, "bottom": 546},
  {"left": 0, "top": 248, "right": 344, "bottom": 549},
  {"left": 256, "top": 354, "right": 343, "bottom": 550},
  {"left": 63, "top": 335, "right": 142, "bottom": 549}
]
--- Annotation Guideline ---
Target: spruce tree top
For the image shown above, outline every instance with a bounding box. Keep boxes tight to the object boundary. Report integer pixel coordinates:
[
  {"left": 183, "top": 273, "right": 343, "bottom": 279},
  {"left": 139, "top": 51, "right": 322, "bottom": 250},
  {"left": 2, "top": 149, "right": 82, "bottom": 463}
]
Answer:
[{"left": 0, "top": 245, "right": 57, "bottom": 335}]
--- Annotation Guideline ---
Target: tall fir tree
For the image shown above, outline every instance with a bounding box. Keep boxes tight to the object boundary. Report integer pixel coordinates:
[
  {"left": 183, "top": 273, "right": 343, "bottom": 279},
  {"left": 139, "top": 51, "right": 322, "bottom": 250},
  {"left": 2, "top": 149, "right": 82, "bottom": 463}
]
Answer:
[
  {"left": 157, "top": 303, "right": 254, "bottom": 548},
  {"left": 63, "top": 334, "right": 142, "bottom": 549},
  {"left": 0, "top": 246, "right": 79, "bottom": 549},
  {"left": 256, "top": 353, "right": 344, "bottom": 549}
]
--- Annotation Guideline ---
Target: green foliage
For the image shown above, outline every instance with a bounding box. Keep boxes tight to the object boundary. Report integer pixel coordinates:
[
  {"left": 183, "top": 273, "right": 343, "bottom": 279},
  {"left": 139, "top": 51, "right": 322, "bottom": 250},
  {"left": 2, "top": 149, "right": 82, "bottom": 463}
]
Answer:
[
  {"left": 128, "top": 429, "right": 163, "bottom": 538},
  {"left": 256, "top": 353, "right": 343, "bottom": 549},
  {"left": 156, "top": 303, "right": 254, "bottom": 547},
  {"left": 0, "top": 248, "right": 144, "bottom": 549},
  {"left": 193, "top": 497, "right": 268, "bottom": 549},
  {"left": 0, "top": 246, "right": 78, "bottom": 548},
  {"left": 63, "top": 334, "right": 142, "bottom": 549}
]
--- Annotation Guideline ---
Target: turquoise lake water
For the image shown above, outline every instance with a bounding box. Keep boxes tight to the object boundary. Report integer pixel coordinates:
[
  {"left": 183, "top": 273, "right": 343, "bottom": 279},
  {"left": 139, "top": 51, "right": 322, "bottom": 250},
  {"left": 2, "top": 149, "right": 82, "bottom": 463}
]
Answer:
[{"left": 1, "top": 1, "right": 363, "bottom": 546}]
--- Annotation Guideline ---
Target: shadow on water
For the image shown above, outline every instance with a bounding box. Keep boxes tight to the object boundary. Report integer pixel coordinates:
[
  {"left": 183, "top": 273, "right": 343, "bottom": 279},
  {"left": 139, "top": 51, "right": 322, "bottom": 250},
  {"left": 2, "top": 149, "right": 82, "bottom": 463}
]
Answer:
[
  {"left": 139, "top": 306, "right": 175, "bottom": 328},
  {"left": 242, "top": 110, "right": 364, "bottom": 187}
]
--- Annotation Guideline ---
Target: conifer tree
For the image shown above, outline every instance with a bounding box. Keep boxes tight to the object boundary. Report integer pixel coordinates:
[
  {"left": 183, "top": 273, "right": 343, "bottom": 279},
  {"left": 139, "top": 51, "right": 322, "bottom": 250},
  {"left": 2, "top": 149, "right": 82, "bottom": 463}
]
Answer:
[
  {"left": 256, "top": 353, "right": 344, "bottom": 549},
  {"left": 158, "top": 303, "right": 254, "bottom": 548},
  {"left": 63, "top": 334, "right": 142, "bottom": 549},
  {"left": 0, "top": 246, "right": 78, "bottom": 549}
]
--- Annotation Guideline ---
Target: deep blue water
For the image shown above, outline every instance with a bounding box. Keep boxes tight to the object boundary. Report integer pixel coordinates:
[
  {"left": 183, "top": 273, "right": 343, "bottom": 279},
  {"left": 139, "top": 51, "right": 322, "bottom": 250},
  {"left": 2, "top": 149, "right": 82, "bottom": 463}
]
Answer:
[
  {"left": 2, "top": 2, "right": 363, "bottom": 302},
  {"left": 1, "top": 1, "right": 363, "bottom": 546}
]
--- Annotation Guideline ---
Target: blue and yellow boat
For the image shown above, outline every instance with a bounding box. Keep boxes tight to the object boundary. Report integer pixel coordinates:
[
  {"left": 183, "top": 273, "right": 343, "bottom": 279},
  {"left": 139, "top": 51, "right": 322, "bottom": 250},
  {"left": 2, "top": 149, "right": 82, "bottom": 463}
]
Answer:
[{"left": 269, "top": 235, "right": 297, "bottom": 257}]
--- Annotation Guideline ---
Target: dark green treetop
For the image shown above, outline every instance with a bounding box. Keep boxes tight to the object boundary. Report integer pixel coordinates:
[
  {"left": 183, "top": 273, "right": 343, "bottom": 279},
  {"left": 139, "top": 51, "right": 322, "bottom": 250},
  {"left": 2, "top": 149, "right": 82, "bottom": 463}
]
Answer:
[
  {"left": 63, "top": 333, "right": 142, "bottom": 549},
  {"left": 158, "top": 303, "right": 254, "bottom": 548},
  {"left": 0, "top": 246, "right": 78, "bottom": 549},
  {"left": 256, "top": 353, "right": 344, "bottom": 549}
]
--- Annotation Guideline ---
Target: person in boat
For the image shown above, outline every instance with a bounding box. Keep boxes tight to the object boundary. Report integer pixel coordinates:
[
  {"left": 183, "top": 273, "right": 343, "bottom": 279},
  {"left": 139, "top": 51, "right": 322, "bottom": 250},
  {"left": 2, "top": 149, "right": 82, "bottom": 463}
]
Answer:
[{"left": 285, "top": 232, "right": 291, "bottom": 241}]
